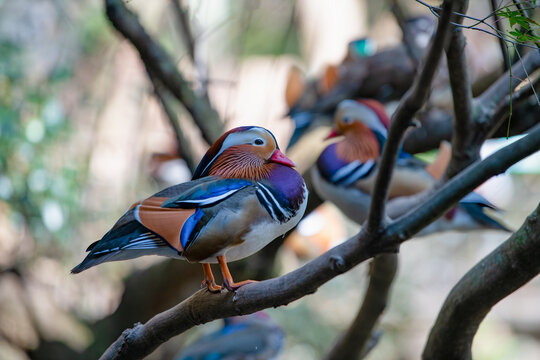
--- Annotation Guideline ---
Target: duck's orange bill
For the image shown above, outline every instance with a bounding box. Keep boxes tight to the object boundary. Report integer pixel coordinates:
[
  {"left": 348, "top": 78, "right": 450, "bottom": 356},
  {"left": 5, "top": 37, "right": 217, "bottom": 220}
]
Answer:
[{"left": 270, "top": 149, "right": 296, "bottom": 168}]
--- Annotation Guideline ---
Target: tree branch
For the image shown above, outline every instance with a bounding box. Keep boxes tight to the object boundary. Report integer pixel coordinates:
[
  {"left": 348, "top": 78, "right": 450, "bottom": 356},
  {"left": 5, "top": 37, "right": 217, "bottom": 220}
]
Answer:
[
  {"left": 146, "top": 67, "right": 197, "bottom": 172},
  {"left": 325, "top": 254, "right": 398, "bottom": 360},
  {"left": 367, "top": 0, "right": 459, "bottom": 233},
  {"left": 475, "top": 50, "right": 540, "bottom": 133},
  {"left": 99, "top": 119, "right": 540, "bottom": 360},
  {"left": 390, "top": 0, "right": 422, "bottom": 66},
  {"left": 387, "top": 122, "right": 540, "bottom": 242},
  {"left": 402, "top": 50, "right": 540, "bottom": 154},
  {"left": 489, "top": 0, "right": 510, "bottom": 72},
  {"left": 171, "top": 0, "right": 195, "bottom": 64},
  {"left": 444, "top": 0, "right": 476, "bottom": 178},
  {"left": 105, "top": 0, "right": 223, "bottom": 144},
  {"left": 422, "top": 202, "right": 540, "bottom": 360}
]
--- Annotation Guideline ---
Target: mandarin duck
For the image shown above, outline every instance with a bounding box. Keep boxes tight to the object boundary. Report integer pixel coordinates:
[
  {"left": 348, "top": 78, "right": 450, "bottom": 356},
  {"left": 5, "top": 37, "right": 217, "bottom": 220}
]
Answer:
[
  {"left": 312, "top": 99, "right": 508, "bottom": 234},
  {"left": 72, "top": 126, "right": 308, "bottom": 292},
  {"left": 176, "top": 312, "right": 284, "bottom": 360}
]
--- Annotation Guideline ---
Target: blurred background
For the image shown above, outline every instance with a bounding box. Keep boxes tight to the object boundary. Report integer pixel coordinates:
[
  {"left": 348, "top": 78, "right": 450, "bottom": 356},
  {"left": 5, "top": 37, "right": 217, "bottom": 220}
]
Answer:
[{"left": 0, "top": 0, "right": 539, "bottom": 359}]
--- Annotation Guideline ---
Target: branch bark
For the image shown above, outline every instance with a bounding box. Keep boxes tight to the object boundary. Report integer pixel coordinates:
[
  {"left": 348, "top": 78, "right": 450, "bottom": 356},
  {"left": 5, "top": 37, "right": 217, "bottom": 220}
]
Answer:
[
  {"left": 367, "top": 0, "right": 458, "bottom": 233},
  {"left": 99, "top": 120, "right": 540, "bottom": 360},
  {"left": 422, "top": 202, "right": 540, "bottom": 360},
  {"left": 171, "top": 0, "right": 195, "bottom": 64},
  {"left": 387, "top": 122, "right": 540, "bottom": 242},
  {"left": 324, "top": 254, "right": 398, "bottom": 360},
  {"left": 444, "top": 0, "right": 475, "bottom": 179},
  {"left": 147, "top": 67, "right": 197, "bottom": 172},
  {"left": 402, "top": 50, "right": 540, "bottom": 154},
  {"left": 105, "top": 0, "right": 223, "bottom": 144}
]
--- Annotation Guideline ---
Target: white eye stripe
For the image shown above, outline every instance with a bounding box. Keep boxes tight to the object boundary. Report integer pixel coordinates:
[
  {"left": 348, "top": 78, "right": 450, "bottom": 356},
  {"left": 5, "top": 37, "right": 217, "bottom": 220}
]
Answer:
[{"left": 338, "top": 101, "right": 388, "bottom": 137}]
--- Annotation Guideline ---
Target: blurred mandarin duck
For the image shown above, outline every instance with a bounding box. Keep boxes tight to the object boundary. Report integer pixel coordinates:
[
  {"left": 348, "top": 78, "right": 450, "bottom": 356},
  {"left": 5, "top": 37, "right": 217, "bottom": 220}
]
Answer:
[
  {"left": 72, "top": 126, "right": 308, "bottom": 292},
  {"left": 176, "top": 311, "right": 284, "bottom": 360},
  {"left": 312, "top": 99, "right": 508, "bottom": 233}
]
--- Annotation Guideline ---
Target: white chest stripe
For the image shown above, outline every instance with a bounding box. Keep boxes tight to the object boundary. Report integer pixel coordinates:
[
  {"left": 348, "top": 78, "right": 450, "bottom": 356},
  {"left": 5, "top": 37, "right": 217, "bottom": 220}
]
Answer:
[
  {"left": 256, "top": 183, "right": 294, "bottom": 222},
  {"left": 331, "top": 160, "right": 375, "bottom": 186}
]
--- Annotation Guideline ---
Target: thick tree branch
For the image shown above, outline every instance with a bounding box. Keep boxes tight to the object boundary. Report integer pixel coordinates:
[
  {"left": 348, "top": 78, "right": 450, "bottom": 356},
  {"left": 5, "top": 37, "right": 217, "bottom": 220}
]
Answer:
[
  {"left": 105, "top": 0, "right": 223, "bottom": 144},
  {"left": 422, "top": 202, "right": 540, "bottom": 360},
  {"left": 325, "top": 254, "right": 398, "bottom": 360},
  {"left": 402, "top": 50, "right": 540, "bottom": 154},
  {"left": 367, "top": 0, "right": 458, "bottom": 233},
  {"left": 100, "top": 120, "right": 540, "bottom": 360},
  {"left": 444, "top": 0, "right": 476, "bottom": 178},
  {"left": 475, "top": 50, "right": 540, "bottom": 133}
]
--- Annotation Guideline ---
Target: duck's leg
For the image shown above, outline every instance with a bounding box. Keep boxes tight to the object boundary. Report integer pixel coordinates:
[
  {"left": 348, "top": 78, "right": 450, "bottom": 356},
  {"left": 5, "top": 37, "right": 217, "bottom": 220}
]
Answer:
[
  {"left": 217, "top": 255, "right": 258, "bottom": 291},
  {"left": 201, "top": 263, "right": 222, "bottom": 293}
]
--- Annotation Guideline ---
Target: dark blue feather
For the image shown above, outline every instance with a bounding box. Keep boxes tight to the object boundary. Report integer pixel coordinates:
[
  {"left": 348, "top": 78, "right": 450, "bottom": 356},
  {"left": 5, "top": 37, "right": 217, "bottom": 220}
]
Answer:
[
  {"left": 180, "top": 208, "right": 205, "bottom": 250},
  {"left": 162, "top": 179, "right": 254, "bottom": 209}
]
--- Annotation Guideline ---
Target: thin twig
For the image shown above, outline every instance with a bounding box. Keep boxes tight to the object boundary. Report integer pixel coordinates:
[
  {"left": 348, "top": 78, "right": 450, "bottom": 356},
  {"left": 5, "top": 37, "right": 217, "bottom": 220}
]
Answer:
[
  {"left": 490, "top": 0, "right": 511, "bottom": 71},
  {"left": 415, "top": 0, "right": 539, "bottom": 50}
]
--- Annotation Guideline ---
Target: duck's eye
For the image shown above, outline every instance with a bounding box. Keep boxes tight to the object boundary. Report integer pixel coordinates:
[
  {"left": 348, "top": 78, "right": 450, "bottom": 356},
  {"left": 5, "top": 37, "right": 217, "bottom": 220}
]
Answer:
[
  {"left": 254, "top": 138, "right": 264, "bottom": 145},
  {"left": 342, "top": 116, "right": 352, "bottom": 124}
]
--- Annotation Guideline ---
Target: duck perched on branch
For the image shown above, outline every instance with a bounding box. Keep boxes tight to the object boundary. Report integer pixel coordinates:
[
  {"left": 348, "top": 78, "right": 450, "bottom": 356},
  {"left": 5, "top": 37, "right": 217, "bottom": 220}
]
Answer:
[
  {"left": 312, "top": 99, "right": 508, "bottom": 234},
  {"left": 72, "top": 126, "right": 308, "bottom": 292}
]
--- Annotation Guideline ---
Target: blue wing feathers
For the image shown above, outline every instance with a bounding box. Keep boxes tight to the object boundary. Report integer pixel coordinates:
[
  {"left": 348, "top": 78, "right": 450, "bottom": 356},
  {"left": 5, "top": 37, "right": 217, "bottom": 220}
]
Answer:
[
  {"left": 180, "top": 208, "right": 205, "bottom": 250},
  {"left": 162, "top": 179, "right": 254, "bottom": 208}
]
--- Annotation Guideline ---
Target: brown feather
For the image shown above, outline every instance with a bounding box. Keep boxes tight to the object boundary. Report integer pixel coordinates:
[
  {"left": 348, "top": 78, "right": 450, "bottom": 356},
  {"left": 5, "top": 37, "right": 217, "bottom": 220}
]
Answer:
[
  {"left": 336, "top": 123, "right": 380, "bottom": 163},
  {"left": 209, "top": 145, "right": 272, "bottom": 180},
  {"left": 138, "top": 196, "right": 195, "bottom": 251}
]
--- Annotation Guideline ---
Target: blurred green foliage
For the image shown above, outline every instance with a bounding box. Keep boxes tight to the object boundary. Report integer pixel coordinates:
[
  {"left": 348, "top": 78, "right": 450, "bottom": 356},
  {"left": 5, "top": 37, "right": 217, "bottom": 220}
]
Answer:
[{"left": 0, "top": 1, "right": 111, "bottom": 256}]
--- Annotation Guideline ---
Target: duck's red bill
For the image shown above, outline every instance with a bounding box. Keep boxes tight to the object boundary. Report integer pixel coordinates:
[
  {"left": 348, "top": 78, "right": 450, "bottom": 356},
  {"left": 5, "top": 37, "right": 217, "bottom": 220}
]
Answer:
[
  {"left": 270, "top": 149, "right": 296, "bottom": 167},
  {"left": 325, "top": 129, "right": 339, "bottom": 140}
]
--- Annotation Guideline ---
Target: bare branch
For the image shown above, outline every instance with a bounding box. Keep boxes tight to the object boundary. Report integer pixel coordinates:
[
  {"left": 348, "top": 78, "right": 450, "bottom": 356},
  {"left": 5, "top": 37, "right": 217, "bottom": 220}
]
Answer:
[
  {"left": 475, "top": 50, "right": 540, "bottom": 134},
  {"left": 445, "top": 0, "right": 476, "bottom": 178},
  {"left": 390, "top": 0, "right": 422, "bottom": 66},
  {"left": 402, "top": 50, "right": 540, "bottom": 154},
  {"left": 423, "top": 202, "right": 540, "bottom": 360},
  {"left": 367, "top": 0, "right": 459, "bottom": 233},
  {"left": 387, "top": 122, "right": 540, "bottom": 242},
  {"left": 171, "top": 0, "right": 195, "bottom": 64},
  {"left": 146, "top": 67, "right": 197, "bottom": 172},
  {"left": 325, "top": 254, "right": 398, "bottom": 360},
  {"left": 99, "top": 120, "right": 540, "bottom": 360},
  {"left": 105, "top": 0, "right": 223, "bottom": 144}
]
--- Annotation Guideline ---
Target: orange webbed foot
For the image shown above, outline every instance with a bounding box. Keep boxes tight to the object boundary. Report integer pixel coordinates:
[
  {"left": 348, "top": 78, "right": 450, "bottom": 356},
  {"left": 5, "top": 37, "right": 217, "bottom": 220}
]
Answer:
[
  {"left": 201, "top": 279, "right": 222, "bottom": 293},
  {"left": 223, "top": 279, "right": 258, "bottom": 292},
  {"left": 201, "top": 263, "right": 222, "bottom": 293}
]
